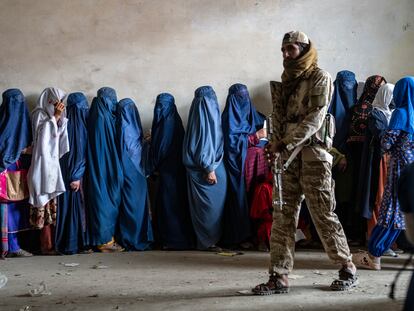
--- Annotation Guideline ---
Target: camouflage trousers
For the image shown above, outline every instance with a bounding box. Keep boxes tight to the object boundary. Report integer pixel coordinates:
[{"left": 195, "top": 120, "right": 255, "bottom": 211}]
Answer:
[{"left": 269, "top": 158, "right": 351, "bottom": 275}]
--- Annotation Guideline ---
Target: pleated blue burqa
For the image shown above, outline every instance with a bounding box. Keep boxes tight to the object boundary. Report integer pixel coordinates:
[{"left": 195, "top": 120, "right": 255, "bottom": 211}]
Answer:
[
  {"left": 56, "top": 92, "right": 89, "bottom": 254},
  {"left": 183, "top": 86, "right": 227, "bottom": 250},
  {"left": 148, "top": 93, "right": 195, "bottom": 249},
  {"left": 0, "top": 89, "right": 32, "bottom": 254},
  {"left": 85, "top": 87, "right": 124, "bottom": 246},
  {"left": 116, "top": 98, "right": 153, "bottom": 250},
  {"left": 221, "top": 83, "right": 264, "bottom": 246},
  {"left": 0, "top": 89, "right": 31, "bottom": 173},
  {"left": 328, "top": 70, "right": 358, "bottom": 153}
]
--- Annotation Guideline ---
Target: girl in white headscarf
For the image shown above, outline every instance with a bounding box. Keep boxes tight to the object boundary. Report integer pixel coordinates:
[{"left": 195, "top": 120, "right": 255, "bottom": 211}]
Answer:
[
  {"left": 372, "top": 83, "right": 395, "bottom": 123},
  {"left": 27, "top": 87, "right": 69, "bottom": 254}
]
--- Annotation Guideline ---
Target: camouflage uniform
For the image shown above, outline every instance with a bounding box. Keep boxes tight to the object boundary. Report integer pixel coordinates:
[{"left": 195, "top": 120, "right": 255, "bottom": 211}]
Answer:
[{"left": 269, "top": 68, "right": 352, "bottom": 275}]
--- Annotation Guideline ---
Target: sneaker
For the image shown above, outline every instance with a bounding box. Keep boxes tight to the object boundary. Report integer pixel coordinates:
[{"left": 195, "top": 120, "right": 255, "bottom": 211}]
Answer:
[
  {"left": 352, "top": 251, "right": 381, "bottom": 270},
  {"left": 383, "top": 249, "right": 398, "bottom": 257},
  {"left": 392, "top": 247, "right": 404, "bottom": 254},
  {"left": 7, "top": 249, "right": 33, "bottom": 258}
]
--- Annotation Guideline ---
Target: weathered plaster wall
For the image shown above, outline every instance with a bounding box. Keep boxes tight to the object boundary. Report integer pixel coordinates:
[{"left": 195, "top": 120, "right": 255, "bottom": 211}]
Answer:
[{"left": 0, "top": 0, "right": 413, "bottom": 127}]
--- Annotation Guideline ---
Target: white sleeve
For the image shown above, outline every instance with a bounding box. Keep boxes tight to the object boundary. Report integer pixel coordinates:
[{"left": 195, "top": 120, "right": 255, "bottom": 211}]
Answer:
[{"left": 32, "top": 110, "right": 58, "bottom": 157}]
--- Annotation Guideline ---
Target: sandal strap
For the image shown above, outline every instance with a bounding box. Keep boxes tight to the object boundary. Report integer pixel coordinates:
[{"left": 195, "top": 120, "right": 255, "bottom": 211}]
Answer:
[
  {"left": 253, "top": 275, "right": 289, "bottom": 292},
  {"left": 338, "top": 267, "right": 357, "bottom": 281}
]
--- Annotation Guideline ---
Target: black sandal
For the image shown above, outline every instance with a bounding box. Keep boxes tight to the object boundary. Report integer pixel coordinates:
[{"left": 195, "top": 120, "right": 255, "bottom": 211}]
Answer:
[
  {"left": 252, "top": 274, "right": 289, "bottom": 295},
  {"left": 330, "top": 267, "right": 359, "bottom": 291}
]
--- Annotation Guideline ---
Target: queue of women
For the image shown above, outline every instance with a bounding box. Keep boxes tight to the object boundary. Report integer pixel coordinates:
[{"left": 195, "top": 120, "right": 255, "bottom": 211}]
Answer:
[
  {"left": 1, "top": 73, "right": 414, "bottom": 269},
  {"left": 0, "top": 83, "right": 268, "bottom": 257}
]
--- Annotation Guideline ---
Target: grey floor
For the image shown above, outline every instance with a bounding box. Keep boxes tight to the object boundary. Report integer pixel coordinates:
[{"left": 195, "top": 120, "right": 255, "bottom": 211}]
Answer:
[{"left": 0, "top": 250, "right": 411, "bottom": 311}]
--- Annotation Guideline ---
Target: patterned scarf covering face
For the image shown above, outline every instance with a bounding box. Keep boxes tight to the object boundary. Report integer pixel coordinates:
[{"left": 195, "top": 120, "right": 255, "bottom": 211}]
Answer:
[
  {"left": 348, "top": 75, "right": 386, "bottom": 141},
  {"left": 281, "top": 41, "right": 318, "bottom": 97},
  {"left": 357, "top": 75, "right": 387, "bottom": 106},
  {"left": 372, "top": 83, "right": 395, "bottom": 123}
]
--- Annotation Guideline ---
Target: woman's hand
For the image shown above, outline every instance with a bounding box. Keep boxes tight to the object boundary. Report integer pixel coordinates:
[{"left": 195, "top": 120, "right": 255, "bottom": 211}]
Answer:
[
  {"left": 144, "top": 130, "right": 152, "bottom": 143},
  {"left": 256, "top": 128, "right": 267, "bottom": 140},
  {"left": 205, "top": 171, "right": 217, "bottom": 185},
  {"left": 70, "top": 180, "right": 81, "bottom": 192},
  {"left": 22, "top": 146, "right": 33, "bottom": 154},
  {"left": 337, "top": 157, "right": 347, "bottom": 172},
  {"left": 54, "top": 101, "right": 65, "bottom": 120}
]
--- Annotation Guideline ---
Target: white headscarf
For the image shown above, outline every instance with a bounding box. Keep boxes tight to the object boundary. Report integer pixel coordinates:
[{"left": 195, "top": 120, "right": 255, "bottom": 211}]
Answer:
[
  {"left": 35, "top": 87, "right": 67, "bottom": 117},
  {"left": 372, "top": 83, "right": 395, "bottom": 123}
]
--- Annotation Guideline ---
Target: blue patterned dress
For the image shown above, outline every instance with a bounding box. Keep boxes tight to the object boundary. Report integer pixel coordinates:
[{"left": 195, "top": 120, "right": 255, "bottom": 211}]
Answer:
[
  {"left": 377, "top": 130, "right": 414, "bottom": 229},
  {"left": 368, "top": 130, "right": 414, "bottom": 256}
]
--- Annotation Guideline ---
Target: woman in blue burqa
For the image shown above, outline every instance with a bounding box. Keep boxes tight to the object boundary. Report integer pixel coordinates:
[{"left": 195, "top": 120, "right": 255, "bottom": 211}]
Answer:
[
  {"left": 116, "top": 98, "right": 153, "bottom": 250},
  {"left": 56, "top": 92, "right": 89, "bottom": 254},
  {"left": 327, "top": 70, "right": 358, "bottom": 238},
  {"left": 0, "top": 89, "right": 32, "bottom": 258},
  {"left": 148, "top": 93, "right": 194, "bottom": 249},
  {"left": 183, "top": 86, "right": 227, "bottom": 251},
  {"left": 85, "top": 87, "right": 124, "bottom": 252},
  {"left": 221, "top": 83, "right": 266, "bottom": 247}
]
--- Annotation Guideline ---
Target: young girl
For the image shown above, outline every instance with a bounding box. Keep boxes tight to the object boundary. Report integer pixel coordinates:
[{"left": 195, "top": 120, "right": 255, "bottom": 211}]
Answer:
[{"left": 28, "top": 87, "right": 69, "bottom": 255}]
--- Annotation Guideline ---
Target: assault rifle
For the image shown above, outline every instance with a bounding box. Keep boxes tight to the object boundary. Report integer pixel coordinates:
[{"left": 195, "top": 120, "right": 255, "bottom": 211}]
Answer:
[{"left": 266, "top": 115, "right": 304, "bottom": 211}]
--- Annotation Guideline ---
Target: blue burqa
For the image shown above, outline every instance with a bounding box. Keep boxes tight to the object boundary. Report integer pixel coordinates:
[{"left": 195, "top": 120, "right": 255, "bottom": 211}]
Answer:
[
  {"left": 328, "top": 70, "right": 358, "bottom": 153},
  {"left": 388, "top": 76, "right": 414, "bottom": 135},
  {"left": 221, "top": 83, "right": 264, "bottom": 245},
  {"left": 116, "top": 98, "right": 153, "bottom": 250},
  {"left": 0, "top": 89, "right": 31, "bottom": 173},
  {"left": 183, "top": 86, "right": 227, "bottom": 250},
  {"left": 56, "top": 92, "right": 89, "bottom": 254},
  {"left": 148, "top": 93, "right": 195, "bottom": 249},
  {"left": 85, "top": 88, "right": 124, "bottom": 245}
]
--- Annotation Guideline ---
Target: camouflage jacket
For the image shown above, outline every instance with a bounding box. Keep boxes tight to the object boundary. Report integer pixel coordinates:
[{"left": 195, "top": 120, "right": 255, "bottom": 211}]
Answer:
[{"left": 270, "top": 68, "right": 333, "bottom": 163}]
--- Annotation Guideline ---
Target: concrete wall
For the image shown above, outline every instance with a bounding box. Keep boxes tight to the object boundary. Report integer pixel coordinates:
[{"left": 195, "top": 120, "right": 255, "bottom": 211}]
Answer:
[{"left": 0, "top": 0, "right": 413, "bottom": 128}]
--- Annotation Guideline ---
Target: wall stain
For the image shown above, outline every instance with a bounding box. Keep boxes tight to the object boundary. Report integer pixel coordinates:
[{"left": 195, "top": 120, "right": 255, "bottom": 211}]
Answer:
[{"left": 403, "top": 23, "right": 411, "bottom": 31}]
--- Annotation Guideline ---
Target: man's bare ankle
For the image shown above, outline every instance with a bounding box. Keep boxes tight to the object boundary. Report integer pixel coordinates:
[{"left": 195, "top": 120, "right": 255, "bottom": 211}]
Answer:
[{"left": 270, "top": 273, "right": 289, "bottom": 286}]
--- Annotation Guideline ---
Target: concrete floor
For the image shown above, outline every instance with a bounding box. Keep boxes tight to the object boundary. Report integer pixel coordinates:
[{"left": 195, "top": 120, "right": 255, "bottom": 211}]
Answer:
[{"left": 0, "top": 250, "right": 411, "bottom": 311}]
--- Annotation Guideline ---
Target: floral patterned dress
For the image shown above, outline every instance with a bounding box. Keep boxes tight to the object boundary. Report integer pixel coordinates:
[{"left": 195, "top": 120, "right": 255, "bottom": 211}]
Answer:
[{"left": 377, "top": 130, "right": 414, "bottom": 229}]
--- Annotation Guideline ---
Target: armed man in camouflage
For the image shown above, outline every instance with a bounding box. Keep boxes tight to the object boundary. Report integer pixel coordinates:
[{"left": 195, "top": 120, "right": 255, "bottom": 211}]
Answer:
[{"left": 252, "top": 31, "right": 358, "bottom": 295}]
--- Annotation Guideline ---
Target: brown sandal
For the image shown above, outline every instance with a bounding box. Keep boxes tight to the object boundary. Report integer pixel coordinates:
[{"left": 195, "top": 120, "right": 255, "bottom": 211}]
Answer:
[
  {"left": 252, "top": 274, "right": 289, "bottom": 295},
  {"left": 97, "top": 241, "right": 124, "bottom": 253}
]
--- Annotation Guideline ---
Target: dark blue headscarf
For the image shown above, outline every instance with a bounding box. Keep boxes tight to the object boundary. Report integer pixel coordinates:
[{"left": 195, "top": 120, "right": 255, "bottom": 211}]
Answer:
[
  {"left": 328, "top": 70, "right": 357, "bottom": 151},
  {"left": 150, "top": 93, "right": 184, "bottom": 171},
  {"left": 0, "top": 89, "right": 31, "bottom": 172},
  {"left": 388, "top": 76, "right": 414, "bottom": 135},
  {"left": 183, "top": 86, "right": 224, "bottom": 172},
  {"left": 97, "top": 87, "right": 117, "bottom": 112},
  {"left": 117, "top": 98, "right": 145, "bottom": 174},
  {"left": 85, "top": 93, "right": 123, "bottom": 245},
  {"left": 116, "top": 98, "right": 153, "bottom": 250},
  {"left": 56, "top": 92, "right": 89, "bottom": 254}
]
